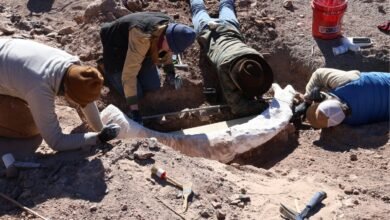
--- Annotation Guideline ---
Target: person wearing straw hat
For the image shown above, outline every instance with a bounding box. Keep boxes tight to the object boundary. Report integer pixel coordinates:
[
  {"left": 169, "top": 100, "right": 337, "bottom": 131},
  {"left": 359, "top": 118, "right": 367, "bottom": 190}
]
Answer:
[
  {"left": 100, "top": 12, "right": 196, "bottom": 124},
  {"left": 0, "top": 39, "right": 120, "bottom": 156},
  {"left": 295, "top": 68, "right": 390, "bottom": 128},
  {"left": 189, "top": 0, "right": 274, "bottom": 116}
]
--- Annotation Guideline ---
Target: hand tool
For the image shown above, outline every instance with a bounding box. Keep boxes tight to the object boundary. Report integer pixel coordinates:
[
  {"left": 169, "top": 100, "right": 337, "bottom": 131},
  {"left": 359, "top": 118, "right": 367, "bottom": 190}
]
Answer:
[
  {"left": 182, "top": 182, "right": 192, "bottom": 212},
  {"left": 151, "top": 166, "right": 193, "bottom": 212},
  {"left": 280, "top": 191, "right": 327, "bottom": 220},
  {"left": 2, "top": 153, "right": 42, "bottom": 178},
  {"left": 174, "top": 54, "right": 189, "bottom": 70},
  {"left": 151, "top": 166, "right": 183, "bottom": 189}
]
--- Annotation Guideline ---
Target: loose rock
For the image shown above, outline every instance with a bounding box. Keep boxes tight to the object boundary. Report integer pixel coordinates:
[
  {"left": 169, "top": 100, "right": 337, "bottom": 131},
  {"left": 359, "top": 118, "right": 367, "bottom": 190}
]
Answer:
[
  {"left": 90, "top": 205, "right": 98, "bottom": 212},
  {"left": 216, "top": 210, "right": 226, "bottom": 220},
  {"left": 211, "top": 201, "right": 222, "bottom": 209},
  {"left": 134, "top": 151, "right": 155, "bottom": 160},
  {"left": 344, "top": 187, "right": 354, "bottom": 195},
  {"left": 283, "top": 0, "right": 293, "bottom": 9},
  {"left": 350, "top": 154, "right": 358, "bottom": 161}
]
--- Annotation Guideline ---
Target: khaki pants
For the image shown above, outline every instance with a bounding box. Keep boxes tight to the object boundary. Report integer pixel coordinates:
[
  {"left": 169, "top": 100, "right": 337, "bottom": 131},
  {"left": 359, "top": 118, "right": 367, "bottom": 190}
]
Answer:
[
  {"left": 0, "top": 95, "right": 42, "bottom": 159},
  {"left": 0, "top": 95, "right": 39, "bottom": 138}
]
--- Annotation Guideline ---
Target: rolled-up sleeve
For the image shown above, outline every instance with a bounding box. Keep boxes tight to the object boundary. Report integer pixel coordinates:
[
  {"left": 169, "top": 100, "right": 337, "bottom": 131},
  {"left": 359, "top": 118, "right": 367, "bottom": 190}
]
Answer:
[
  {"left": 122, "top": 28, "right": 151, "bottom": 105},
  {"left": 305, "top": 68, "right": 361, "bottom": 94}
]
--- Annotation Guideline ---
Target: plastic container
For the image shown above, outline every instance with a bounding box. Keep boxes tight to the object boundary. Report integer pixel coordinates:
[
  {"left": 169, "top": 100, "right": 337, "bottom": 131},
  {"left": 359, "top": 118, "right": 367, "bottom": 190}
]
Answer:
[{"left": 312, "top": 0, "right": 348, "bottom": 39}]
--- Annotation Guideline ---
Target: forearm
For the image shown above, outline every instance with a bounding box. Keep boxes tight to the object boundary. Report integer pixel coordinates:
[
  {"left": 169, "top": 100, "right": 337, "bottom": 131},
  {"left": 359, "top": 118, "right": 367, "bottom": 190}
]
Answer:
[
  {"left": 48, "top": 132, "right": 99, "bottom": 151},
  {"left": 81, "top": 102, "right": 104, "bottom": 131}
]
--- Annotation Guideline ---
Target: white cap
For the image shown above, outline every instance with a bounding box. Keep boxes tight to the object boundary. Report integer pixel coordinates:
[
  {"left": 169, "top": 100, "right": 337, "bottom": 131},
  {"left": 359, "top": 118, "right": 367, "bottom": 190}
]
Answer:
[{"left": 317, "top": 99, "right": 346, "bottom": 127}]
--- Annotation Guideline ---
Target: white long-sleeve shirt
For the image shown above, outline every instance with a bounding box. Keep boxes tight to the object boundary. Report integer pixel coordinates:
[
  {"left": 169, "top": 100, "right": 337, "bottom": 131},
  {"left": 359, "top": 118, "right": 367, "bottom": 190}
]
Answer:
[{"left": 0, "top": 38, "right": 103, "bottom": 151}]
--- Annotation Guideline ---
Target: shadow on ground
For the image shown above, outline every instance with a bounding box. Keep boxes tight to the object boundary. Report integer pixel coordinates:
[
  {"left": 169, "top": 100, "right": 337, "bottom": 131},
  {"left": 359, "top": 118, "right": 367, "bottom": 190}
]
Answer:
[
  {"left": 314, "top": 121, "right": 389, "bottom": 151},
  {"left": 315, "top": 38, "right": 390, "bottom": 72},
  {"left": 0, "top": 145, "right": 109, "bottom": 216},
  {"left": 232, "top": 124, "right": 299, "bottom": 169},
  {"left": 27, "top": 0, "right": 55, "bottom": 14}
]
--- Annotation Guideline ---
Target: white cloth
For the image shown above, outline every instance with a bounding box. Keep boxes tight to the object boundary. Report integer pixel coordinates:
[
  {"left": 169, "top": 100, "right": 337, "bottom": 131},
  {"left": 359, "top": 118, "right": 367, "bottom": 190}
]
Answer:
[
  {"left": 0, "top": 39, "right": 103, "bottom": 151},
  {"left": 101, "top": 83, "right": 296, "bottom": 163}
]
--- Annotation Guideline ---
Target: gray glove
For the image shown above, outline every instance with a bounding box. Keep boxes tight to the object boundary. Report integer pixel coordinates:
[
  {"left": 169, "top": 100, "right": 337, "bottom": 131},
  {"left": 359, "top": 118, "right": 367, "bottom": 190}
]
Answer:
[
  {"left": 306, "top": 87, "right": 326, "bottom": 102},
  {"left": 97, "top": 123, "right": 120, "bottom": 143}
]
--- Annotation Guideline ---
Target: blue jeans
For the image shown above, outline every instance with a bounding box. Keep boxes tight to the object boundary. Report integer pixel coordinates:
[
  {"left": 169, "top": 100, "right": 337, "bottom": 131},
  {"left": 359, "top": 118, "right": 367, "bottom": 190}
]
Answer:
[
  {"left": 103, "top": 54, "right": 160, "bottom": 98},
  {"left": 190, "top": 0, "right": 239, "bottom": 34}
]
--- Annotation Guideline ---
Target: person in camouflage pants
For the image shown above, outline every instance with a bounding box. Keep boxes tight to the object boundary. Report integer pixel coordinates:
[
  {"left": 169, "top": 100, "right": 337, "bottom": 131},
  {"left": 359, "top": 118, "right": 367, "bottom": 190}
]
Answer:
[{"left": 190, "top": 0, "right": 274, "bottom": 116}]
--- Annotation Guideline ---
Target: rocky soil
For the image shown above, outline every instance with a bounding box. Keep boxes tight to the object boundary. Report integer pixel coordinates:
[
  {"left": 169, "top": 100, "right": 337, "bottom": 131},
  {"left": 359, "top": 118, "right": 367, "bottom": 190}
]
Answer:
[{"left": 0, "top": 0, "right": 389, "bottom": 219}]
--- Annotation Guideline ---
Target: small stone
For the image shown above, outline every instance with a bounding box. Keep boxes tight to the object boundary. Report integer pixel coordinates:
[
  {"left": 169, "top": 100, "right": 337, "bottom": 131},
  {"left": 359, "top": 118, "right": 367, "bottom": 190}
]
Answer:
[
  {"left": 344, "top": 187, "right": 353, "bottom": 195},
  {"left": 230, "top": 163, "right": 240, "bottom": 169},
  {"left": 200, "top": 208, "right": 212, "bottom": 218},
  {"left": 0, "top": 25, "right": 16, "bottom": 35},
  {"left": 239, "top": 194, "right": 251, "bottom": 202},
  {"left": 237, "top": 202, "right": 245, "bottom": 208},
  {"left": 283, "top": 0, "right": 293, "bottom": 9},
  {"left": 216, "top": 210, "right": 226, "bottom": 220},
  {"left": 207, "top": 166, "right": 214, "bottom": 171},
  {"left": 121, "top": 204, "right": 128, "bottom": 211},
  {"left": 173, "top": 13, "right": 180, "bottom": 19},
  {"left": 176, "top": 191, "right": 183, "bottom": 199},
  {"left": 148, "top": 138, "right": 160, "bottom": 151},
  {"left": 350, "top": 154, "right": 358, "bottom": 161},
  {"left": 134, "top": 151, "right": 155, "bottom": 160},
  {"left": 90, "top": 205, "right": 97, "bottom": 212},
  {"left": 46, "top": 32, "right": 57, "bottom": 38},
  {"left": 352, "top": 189, "right": 360, "bottom": 195},
  {"left": 297, "top": 22, "right": 303, "bottom": 27},
  {"left": 339, "top": 183, "right": 345, "bottom": 190},
  {"left": 240, "top": 188, "right": 247, "bottom": 194},
  {"left": 299, "top": 14, "right": 305, "bottom": 18},
  {"left": 255, "top": 19, "right": 265, "bottom": 27},
  {"left": 373, "top": 154, "right": 383, "bottom": 159},
  {"left": 211, "top": 201, "right": 222, "bottom": 209},
  {"left": 229, "top": 199, "right": 240, "bottom": 205},
  {"left": 58, "top": 26, "right": 74, "bottom": 35}
]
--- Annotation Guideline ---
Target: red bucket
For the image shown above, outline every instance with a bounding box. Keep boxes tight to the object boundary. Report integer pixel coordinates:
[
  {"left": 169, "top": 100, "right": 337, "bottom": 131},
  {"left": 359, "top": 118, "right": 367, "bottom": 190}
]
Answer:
[{"left": 311, "top": 0, "right": 348, "bottom": 39}]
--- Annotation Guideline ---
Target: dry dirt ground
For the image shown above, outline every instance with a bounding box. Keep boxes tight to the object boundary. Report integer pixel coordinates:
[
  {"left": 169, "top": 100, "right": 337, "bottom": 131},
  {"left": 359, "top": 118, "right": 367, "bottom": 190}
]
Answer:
[{"left": 0, "top": 0, "right": 389, "bottom": 219}]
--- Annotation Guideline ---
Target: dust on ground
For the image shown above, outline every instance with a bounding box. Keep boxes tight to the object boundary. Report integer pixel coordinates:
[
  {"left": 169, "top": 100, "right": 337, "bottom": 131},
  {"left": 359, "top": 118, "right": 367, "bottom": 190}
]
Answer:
[{"left": 0, "top": 0, "right": 389, "bottom": 219}]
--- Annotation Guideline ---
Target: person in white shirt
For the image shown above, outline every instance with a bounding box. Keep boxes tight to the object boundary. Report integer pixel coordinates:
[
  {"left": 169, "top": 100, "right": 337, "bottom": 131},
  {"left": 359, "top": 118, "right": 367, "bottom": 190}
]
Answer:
[{"left": 0, "top": 39, "right": 120, "bottom": 156}]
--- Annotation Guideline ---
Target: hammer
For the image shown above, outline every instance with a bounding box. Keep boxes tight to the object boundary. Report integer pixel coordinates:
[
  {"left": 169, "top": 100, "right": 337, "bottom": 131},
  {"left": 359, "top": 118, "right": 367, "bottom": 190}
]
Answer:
[
  {"left": 151, "top": 166, "right": 193, "bottom": 212},
  {"left": 174, "top": 54, "right": 189, "bottom": 70},
  {"left": 2, "top": 153, "right": 41, "bottom": 178}
]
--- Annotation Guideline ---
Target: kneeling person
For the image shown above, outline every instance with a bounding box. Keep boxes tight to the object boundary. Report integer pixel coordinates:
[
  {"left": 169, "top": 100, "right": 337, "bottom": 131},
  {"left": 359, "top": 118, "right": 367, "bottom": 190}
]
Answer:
[{"left": 0, "top": 39, "right": 120, "bottom": 154}]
